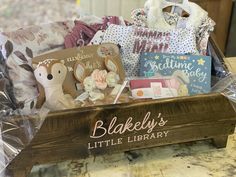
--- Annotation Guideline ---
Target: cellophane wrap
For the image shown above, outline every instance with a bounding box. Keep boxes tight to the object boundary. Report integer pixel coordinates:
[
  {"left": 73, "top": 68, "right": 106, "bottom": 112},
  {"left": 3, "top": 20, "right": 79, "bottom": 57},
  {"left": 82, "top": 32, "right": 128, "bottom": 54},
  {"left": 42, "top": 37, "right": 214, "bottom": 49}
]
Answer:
[
  {"left": 0, "top": 4, "right": 233, "bottom": 175},
  {"left": 0, "top": 52, "right": 49, "bottom": 176},
  {"left": 212, "top": 74, "right": 236, "bottom": 111},
  {"left": 207, "top": 38, "right": 230, "bottom": 85},
  {"left": 0, "top": 3, "right": 79, "bottom": 173}
]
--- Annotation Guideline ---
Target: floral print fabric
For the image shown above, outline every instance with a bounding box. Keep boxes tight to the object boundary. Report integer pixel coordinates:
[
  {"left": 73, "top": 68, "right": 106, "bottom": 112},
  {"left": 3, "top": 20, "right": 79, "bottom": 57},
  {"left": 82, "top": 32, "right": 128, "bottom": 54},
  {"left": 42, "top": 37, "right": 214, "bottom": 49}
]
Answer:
[{"left": 0, "top": 21, "right": 75, "bottom": 114}]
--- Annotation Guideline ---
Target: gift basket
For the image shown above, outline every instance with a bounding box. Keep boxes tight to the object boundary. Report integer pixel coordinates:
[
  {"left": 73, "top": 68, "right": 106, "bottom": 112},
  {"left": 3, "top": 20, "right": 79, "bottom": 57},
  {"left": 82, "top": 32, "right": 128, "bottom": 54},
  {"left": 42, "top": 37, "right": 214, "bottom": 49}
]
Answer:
[{"left": 1, "top": 0, "right": 236, "bottom": 176}]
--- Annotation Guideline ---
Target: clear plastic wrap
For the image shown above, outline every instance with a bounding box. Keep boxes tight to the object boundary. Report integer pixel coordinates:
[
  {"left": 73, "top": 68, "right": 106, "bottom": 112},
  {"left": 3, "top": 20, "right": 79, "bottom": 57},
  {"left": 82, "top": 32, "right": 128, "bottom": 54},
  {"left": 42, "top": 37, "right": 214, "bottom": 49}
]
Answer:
[
  {"left": 0, "top": 111, "right": 48, "bottom": 176},
  {"left": 0, "top": 1, "right": 233, "bottom": 175},
  {"left": 208, "top": 37, "right": 230, "bottom": 85},
  {"left": 0, "top": 4, "right": 79, "bottom": 172},
  {"left": 212, "top": 74, "right": 236, "bottom": 110},
  {"left": 0, "top": 51, "right": 49, "bottom": 175},
  {"left": 0, "top": 51, "right": 18, "bottom": 112},
  {"left": 211, "top": 74, "right": 236, "bottom": 141}
]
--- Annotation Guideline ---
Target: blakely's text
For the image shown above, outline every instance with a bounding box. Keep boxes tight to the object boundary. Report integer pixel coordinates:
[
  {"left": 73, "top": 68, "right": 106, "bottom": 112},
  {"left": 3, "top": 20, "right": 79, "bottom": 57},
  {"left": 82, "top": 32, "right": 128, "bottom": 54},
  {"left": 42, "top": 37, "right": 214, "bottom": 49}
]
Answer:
[{"left": 88, "top": 112, "right": 169, "bottom": 150}]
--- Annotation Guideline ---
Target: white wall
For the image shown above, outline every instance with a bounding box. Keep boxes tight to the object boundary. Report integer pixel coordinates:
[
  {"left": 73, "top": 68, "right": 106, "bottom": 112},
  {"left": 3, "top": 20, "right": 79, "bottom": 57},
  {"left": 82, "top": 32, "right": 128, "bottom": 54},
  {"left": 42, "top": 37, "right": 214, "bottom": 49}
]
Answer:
[{"left": 80, "top": 0, "right": 146, "bottom": 20}]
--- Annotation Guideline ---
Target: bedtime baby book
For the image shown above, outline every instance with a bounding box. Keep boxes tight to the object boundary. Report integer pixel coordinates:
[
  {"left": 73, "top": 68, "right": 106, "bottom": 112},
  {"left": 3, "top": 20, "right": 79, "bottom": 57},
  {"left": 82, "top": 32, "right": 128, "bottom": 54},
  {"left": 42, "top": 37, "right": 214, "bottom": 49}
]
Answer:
[{"left": 139, "top": 53, "right": 212, "bottom": 95}]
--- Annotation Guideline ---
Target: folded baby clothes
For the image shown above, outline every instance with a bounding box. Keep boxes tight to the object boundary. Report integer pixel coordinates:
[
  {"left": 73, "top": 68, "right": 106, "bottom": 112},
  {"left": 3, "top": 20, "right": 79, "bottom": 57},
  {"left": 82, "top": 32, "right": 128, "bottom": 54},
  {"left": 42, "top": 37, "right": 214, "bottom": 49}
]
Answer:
[
  {"left": 64, "top": 21, "right": 100, "bottom": 48},
  {"left": 131, "top": 8, "right": 148, "bottom": 27},
  {"left": 102, "top": 24, "right": 198, "bottom": 77},
  {"left": 0, "top": 20, "right": 75, "bottom": 114},
  {"left": 146, "top": 0, "right": 208, "bottom": 30},
  {"left": 64, "top": 16, "right": 130, "bottom": 48},
  {"left": 88, "top": 16, "right": 131, "bottom": 45},
  {"left": 89, "top": 30, "right": 106, "bottom": 45},
  {"left": 132, "top": 0, "right": 215, "bottom": 55},
  {"left": 196, "top": 17, "right": 215, "bottom": 55}
]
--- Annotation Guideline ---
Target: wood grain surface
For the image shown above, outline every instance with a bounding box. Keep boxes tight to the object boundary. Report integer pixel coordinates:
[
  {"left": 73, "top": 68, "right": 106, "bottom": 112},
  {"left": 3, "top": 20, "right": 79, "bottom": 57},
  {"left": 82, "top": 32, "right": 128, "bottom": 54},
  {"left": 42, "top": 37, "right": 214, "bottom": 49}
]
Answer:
[{"left": 7, "top": 93, "right": 236, "bottom": 177}]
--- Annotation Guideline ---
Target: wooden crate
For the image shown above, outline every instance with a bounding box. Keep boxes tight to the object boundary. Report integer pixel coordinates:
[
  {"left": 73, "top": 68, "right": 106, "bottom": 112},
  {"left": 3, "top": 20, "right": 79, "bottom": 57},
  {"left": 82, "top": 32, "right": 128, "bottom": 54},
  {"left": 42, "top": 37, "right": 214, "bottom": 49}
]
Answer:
[{"left": 6, "top": 38, "right": 236, "bottom": 177}]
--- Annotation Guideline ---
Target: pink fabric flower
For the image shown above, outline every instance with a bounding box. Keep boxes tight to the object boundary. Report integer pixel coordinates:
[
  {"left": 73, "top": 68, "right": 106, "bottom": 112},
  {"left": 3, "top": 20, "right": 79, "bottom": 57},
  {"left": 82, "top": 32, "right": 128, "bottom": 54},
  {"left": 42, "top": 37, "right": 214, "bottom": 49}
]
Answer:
[{"left": 91, "top": 69, "right": 108, "bottom": 90}]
